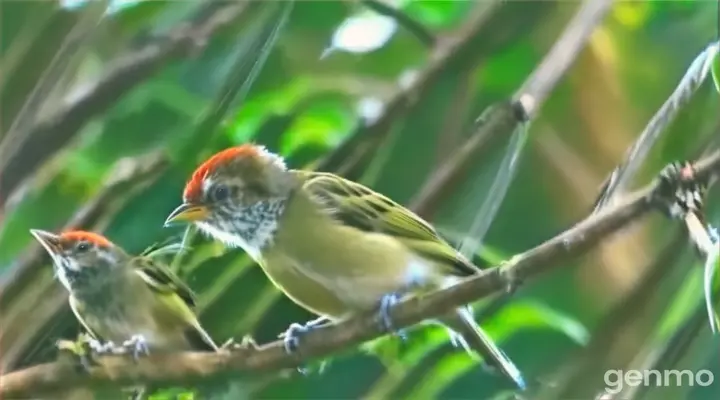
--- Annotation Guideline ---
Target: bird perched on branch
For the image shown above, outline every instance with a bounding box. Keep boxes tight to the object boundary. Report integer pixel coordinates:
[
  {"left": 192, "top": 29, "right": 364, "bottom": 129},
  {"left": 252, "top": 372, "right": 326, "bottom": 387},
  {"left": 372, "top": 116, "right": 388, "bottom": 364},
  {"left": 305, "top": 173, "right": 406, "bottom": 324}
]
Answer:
[
  {"left": 30, "top": 229, "right": 219, "bottom": 398},
  {"left": 165, "top": 144, "right": 526, "bottom": 390}
]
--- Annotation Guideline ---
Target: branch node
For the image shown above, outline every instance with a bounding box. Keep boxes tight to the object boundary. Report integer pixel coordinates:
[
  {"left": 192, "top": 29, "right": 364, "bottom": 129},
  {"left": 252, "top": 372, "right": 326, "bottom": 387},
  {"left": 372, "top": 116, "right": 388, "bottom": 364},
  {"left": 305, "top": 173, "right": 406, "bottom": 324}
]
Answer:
[
  {"left": 499, "top": 256, "right": 524, "bottom": 295},
  {"left": 512, "top": 95, "right": 533, "bottom": 123}
]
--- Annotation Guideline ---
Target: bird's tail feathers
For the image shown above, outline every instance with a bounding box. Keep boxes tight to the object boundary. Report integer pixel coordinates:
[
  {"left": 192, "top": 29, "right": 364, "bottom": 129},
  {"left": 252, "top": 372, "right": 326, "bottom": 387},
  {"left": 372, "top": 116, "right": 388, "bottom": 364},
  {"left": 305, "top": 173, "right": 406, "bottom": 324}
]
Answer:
[{"left": 440, "top": 308, "right": 526, "bottom": 391}]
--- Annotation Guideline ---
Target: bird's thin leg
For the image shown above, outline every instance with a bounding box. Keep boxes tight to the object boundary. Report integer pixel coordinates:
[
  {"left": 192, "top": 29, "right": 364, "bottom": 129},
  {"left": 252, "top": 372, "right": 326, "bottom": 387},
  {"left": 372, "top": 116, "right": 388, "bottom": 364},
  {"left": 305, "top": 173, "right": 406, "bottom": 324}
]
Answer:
[
  {"left": 120, "top": 334, "right": 150, "bottom": 360},
  {"left": 378, "top": 292, "right": 408, "bottom": 341},
  {"left": 278, "top": 316, "right": 333, "bottom": 375}
]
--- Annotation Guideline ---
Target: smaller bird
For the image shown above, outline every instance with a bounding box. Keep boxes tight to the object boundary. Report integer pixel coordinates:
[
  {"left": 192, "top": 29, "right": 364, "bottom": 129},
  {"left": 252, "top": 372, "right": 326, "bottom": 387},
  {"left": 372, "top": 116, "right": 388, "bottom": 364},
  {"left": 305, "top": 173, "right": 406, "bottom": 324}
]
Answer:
[
  {"left": 30, "top": 229, "right": 219, "bottom": 397},
  {"left": 30, "top": 229, "right": 218, "bottom": 354},
  {"left": 165, "top": 144, "right": 526, "bottom": 390}
]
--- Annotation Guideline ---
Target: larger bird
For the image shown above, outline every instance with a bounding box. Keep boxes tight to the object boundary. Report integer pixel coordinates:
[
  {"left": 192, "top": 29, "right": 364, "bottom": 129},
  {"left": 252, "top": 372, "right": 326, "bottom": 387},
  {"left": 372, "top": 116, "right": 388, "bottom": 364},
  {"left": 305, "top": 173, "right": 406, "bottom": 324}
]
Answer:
[{"left": 165, "top": 144, "right": 525, "bottom": 389}]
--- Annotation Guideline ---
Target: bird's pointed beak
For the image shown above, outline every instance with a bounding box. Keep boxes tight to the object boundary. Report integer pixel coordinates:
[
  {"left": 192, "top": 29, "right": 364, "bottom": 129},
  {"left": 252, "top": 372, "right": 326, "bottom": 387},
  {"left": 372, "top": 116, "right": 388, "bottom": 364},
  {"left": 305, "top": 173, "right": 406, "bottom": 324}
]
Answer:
[
  {"left": 164, "top": 203, "right": 209, "bottom": 227},
  {"left": 30, "top": 229, "right": 62, "bottom": 256}
]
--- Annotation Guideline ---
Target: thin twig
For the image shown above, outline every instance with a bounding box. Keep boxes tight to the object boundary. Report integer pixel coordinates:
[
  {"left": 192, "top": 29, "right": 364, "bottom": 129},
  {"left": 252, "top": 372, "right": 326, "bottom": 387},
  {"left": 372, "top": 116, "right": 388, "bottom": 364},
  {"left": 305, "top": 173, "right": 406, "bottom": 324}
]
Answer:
[
  {"left": 433, "top": 66, "right": 474, "bottom": 166},
  {"left": 0, "top": 0, "right": 108, "bottom": 168},
  {"left": 174, "top": 1, "right": 292, "bottom": 165},
  {"left": 0, "top": 0, "right": 254, "bottom": 207},
  {"left": 539, "top": 126, "right": 720, "bottom": 400},
  {"left": 316, "top": 0, "right": 505, "bottom": 174},
  {"left": 593, "top": 40, "right": 720, "bottom": 212},
  {"left": 410, "top": 0, "right": 612, "bottom": 217},
  {"left": 4, "top": 149, "right": 720, "bottom": 398}
]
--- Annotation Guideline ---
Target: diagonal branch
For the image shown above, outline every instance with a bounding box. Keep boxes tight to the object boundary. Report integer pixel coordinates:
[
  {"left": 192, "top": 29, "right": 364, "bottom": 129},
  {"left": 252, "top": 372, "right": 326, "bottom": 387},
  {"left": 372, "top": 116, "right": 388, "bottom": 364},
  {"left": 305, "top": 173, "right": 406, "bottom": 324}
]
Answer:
[
  {"left": 316, "top": 0, "right": 506, "bottom": 174},
  {"left": 593, "top": 41, "right": 720, "bottom": 212},
  {"left": 0, "top": 0, "right": 255, "bottom": 207},
  {"left": 410, "top": 0, "right": 613, "bottom": 216},
  {"left": 4, "top": 149, "right": 720, "bottom": 398}
]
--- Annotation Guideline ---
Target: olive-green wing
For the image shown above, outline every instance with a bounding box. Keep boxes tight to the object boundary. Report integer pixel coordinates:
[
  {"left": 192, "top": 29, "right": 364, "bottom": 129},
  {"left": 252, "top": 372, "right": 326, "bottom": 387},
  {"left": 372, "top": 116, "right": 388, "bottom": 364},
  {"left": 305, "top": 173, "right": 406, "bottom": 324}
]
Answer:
[
  {"left": 297, "top": 171, "right": 478, "bottom": 276},
  {"left": 131, "top": 256, "right": 197, "bottom": 307},
  {"left": 130, "top": 257, "right": 218, "bottom": 351}
]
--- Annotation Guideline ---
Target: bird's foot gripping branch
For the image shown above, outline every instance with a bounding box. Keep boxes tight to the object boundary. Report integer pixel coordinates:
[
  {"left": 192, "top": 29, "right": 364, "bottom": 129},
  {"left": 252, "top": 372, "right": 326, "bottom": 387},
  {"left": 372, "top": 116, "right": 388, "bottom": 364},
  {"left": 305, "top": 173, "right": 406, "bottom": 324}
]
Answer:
[
  {"left": 279, "top": 316, "right": 333, "bottom": 354},
  {"left": 378, "top": 292, "right": 410, "bottom": 341},
  {"left": 56, "top": 333, "right": 152, "bottom": 370}
]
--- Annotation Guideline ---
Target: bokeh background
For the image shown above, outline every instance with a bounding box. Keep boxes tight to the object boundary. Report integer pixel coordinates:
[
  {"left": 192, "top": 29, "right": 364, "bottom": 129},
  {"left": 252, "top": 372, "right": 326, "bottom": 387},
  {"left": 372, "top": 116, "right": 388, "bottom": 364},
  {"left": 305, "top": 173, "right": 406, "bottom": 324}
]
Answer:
[{"left": 1, "top": 0, "right": 720, "bottom": 399}]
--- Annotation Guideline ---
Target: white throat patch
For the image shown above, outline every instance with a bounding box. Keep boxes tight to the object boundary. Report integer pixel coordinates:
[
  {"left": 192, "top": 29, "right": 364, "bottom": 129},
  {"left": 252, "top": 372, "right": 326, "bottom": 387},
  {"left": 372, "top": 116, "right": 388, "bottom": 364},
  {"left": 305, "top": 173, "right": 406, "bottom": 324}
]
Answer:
[{"left": 196, "top": 220, "right": 277, "bottom": 262}]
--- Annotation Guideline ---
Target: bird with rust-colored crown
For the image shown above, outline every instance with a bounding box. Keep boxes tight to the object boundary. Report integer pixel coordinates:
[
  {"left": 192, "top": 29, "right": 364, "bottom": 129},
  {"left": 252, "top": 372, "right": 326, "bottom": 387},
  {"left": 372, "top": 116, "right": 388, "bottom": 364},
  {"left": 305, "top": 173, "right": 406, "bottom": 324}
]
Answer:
[
  {"left": 30, "top": 229, "right": 218, "bottom": 355},
  {"left": 165, "top": 144, "right": 526, "bottom": 390},
  {"left": 30, "top": 229, "right": 224, "bottom": 398}
]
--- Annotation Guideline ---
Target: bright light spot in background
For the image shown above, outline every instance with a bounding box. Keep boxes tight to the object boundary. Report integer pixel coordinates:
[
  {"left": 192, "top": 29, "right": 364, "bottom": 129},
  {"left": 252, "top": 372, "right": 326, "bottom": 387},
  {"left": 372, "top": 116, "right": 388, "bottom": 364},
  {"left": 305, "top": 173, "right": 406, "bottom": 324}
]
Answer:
[
  {"left": 59, "top": 0, "right": 141, "bottom": 15},
  {"left": 612, "top": 1, "right": 650, "bottom": 29},
  {"left": 322, "top": 12, "right": 398, "bottom": 59},
  {"left": 59, "top": 0, "right": 86, "bottom": 9},
  {"left": 357, "top": 97, "right": 385, "bottom": 124}
]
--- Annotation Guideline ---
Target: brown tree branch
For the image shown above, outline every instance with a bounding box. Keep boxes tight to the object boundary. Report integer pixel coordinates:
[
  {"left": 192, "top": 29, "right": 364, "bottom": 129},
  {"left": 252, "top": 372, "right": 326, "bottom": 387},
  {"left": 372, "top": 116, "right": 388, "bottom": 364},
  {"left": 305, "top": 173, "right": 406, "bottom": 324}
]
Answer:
[
  {"left": 4, "top": 149, "right": 720, "bottom": 398},
  {"left": 0, "top": 0, "right": 254, "bottom": 207},
  {"left": 317, "top": 0, "right": 552, "bottom": 175},
  {"left": 411, "top": 0, "right": 613, "bottom": 216},
  {"left": 538, "top": 93, "right": 720, "bottom": 400}
]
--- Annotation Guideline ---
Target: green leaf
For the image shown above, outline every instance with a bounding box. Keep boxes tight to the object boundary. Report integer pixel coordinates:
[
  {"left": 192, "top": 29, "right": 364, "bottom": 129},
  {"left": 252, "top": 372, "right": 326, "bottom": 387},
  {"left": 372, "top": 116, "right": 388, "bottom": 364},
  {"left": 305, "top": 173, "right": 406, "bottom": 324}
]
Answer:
[
  {"left": 656, "top": 265, "right": 704, "bottom": 338},
  {"left": 493, "top": 300, "right": 590, "bottom": 345},
  {"left": 364, "top": 300, "right": 586, "bottom": 398},
  {"left": 711, "top": 44, "right": 720, "bottom": 94}
]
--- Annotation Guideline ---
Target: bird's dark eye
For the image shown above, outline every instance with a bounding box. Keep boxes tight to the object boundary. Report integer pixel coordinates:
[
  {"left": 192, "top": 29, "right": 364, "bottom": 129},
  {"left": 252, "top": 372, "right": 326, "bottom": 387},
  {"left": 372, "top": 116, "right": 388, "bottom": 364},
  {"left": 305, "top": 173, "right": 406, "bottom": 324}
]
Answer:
[
  {"left": 76, "top": 242, "right": 90, "bottom": 252},
  {"left": 213, "top": 185, "right": 230, "bottom": 201}
]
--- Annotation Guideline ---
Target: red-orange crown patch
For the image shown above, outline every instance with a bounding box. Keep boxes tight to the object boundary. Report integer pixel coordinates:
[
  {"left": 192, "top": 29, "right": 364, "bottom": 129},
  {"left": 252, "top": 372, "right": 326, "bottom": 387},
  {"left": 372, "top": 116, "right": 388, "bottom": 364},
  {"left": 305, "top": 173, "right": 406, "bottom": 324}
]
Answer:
[
  {"left": 60, "top": 230, "right": 113, "bottom": 248},
  {"left": 183, "top": 145, "right": 261, "bottom": 202}
]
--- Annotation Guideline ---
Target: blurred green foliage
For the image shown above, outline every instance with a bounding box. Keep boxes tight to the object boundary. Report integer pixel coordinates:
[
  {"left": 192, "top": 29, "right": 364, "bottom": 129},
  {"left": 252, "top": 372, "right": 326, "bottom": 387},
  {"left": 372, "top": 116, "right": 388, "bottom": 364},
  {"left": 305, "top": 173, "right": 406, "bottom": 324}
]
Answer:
[{"left": 1, "top": 0, "right": 719, "bottom": 399}]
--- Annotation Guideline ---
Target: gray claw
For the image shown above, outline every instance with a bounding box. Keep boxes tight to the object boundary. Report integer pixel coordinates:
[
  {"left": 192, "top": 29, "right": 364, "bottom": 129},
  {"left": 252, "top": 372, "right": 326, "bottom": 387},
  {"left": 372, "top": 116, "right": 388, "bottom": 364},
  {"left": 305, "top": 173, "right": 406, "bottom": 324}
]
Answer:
[
  {"left": 122, "top": 334, "right": 150, "bottom": 360},
  {"left": 379, "top": 292, "right": 408, "bottom": 341},
  {"left": 282, "top": 323, "right": 308, "bottom": 354},
  {"left": 280, "top": 317, "right": 332, "bottom": 354},
  {"left": 280, "top": 319, "right": 334, "bottom": 375},
  {"left": 88, "top": 339, "right": 118, "bottom": 355}
]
